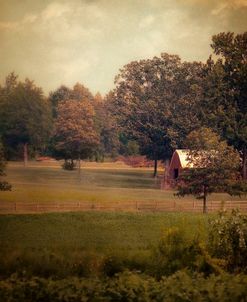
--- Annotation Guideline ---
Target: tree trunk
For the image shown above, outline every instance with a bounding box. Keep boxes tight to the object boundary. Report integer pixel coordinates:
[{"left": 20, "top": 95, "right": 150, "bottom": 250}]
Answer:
[
  {"left": 23, "top": 143, "right": 28, "bottom": 167},
  {"left": 242, "top": 146, "right": 247, "bottom": 180},
  {"left": 153, "top": 157, "right": 158, "bottom": 178},
  {"left": 78, "top": 154, "right": 81, "bottom": 177},
  {"left": 203, "top": 186, "right": 207, "bottom": 214},
  {"left": 162, "top": 159, "right": 170, "bottom": 189}
]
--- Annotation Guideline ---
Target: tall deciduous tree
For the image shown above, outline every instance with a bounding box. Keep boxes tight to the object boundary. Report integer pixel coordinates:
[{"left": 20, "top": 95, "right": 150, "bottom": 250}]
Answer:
[
  {"left": 0, "top": 73, "right": 52, "bottom": 165},
  {"left": 53, "top": 99, "right": 99, "bottom": 172},
  {"left": 202, "top": 32, "right": 247, "bottom": 179},
  {"left": 113, "top": 53, "right": 204, "bottom": 177},
  {"left": 176, "top": 128, "right": 241, "bottom": 213}
]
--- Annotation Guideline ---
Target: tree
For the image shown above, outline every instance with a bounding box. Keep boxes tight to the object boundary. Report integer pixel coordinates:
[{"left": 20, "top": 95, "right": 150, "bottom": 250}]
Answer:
[
  {"left": 0, "top": 141, "right": 11, "bottom": 191},
  {"left": 0, "top": 74, "right": 52, "bottom": 165},
  {"left": 53, "top": 99, "right": 99, "bottom": 172},
  {"left": 176, "top": 128, "right": 241, "bottom": 213},
  {"left": 94, "top": 91, "right": 120, "bottom": 159},
  {"left": 49, "top": 85, "right": 72, "bottom": 118},
  {"left": 202, "top": 32, "right": 247, "bottom": 179},
  {"left": 113, "top": 53, "right": 204, "bottom": 177},
  {"left": 49, "top": 83, "right": 95, "bottom": 118}
]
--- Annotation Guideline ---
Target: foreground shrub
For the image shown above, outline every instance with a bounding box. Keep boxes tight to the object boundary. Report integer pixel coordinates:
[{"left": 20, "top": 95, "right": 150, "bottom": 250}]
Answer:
[
  {"left": 1, "top": 271, "right": 247, "bottom": 302},
  {"left": 209, "top": 209, "right": 247, "bottom": 273},
  {"left": 152, "top": 227, "right": 221, "bottom": 278},
  {"left": 102, "top": 251, "right": 151, "bottom": 277}
]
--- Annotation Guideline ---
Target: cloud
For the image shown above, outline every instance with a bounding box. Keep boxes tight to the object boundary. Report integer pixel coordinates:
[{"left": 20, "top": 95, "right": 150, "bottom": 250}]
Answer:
[
  {"left": 139, "top": 15, "right": 155, "bottom": 29},
  {"left": 0, "top": 21, "right": 18, "bottom": 30},
  {"left": 41, "top": 2, "right": 71, "bottom": 21},
  {"left": 0, "top": 0, "right": 246, "bottom": 95}
]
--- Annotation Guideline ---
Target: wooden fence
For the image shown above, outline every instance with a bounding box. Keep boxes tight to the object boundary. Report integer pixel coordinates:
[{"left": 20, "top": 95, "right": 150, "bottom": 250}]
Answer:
[{"left": 1, "top": 200, "right": 247, "bottom": 214}]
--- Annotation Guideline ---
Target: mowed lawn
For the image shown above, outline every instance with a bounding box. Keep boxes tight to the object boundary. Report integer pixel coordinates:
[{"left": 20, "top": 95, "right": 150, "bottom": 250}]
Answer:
[{"left": 0, "top": 161, "right": 242, "bottom": 204}]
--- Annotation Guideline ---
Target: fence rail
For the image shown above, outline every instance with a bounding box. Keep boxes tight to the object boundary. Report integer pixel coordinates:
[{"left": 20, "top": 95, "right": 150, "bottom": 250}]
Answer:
[{"left": 1, "top": 200, "right": 247, "bottom": 214}]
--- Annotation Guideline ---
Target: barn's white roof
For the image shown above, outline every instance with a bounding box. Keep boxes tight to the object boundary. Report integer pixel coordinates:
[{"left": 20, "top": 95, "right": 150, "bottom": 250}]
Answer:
[{"left": 174, "top": 149, "right": 192, "bottom": 168}]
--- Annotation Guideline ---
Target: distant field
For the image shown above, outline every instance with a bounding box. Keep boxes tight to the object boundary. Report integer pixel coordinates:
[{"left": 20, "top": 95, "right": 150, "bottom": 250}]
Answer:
[
  {"left": 0, "top": 161, "right": 243, "bottom": 206},
  {"left": 1, "top": 161, "right": 167, "bottom": 204}
]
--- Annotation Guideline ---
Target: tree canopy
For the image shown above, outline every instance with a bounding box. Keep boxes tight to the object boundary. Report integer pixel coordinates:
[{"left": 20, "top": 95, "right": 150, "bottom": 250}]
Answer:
[
  {"left": 53, "top": 99, "right": 99, "bottom": 170},
  {"left": 113, "top": 53, "right": 204, "bottom": 176},
  {"left": 49, "top": 83, "right": 95, "bottom": 118},
  {"left": 0, "top": 73, "right": 52, "bottom": 164},
  {"left": 176, "top": 128, "right": 241, "bottom": 213},
  {"left": 202, "top": 32, "right": 247, "bottom": 179}
]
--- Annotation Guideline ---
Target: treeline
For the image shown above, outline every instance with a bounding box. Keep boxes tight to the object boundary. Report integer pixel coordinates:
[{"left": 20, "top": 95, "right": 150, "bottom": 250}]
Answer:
[{"left": 0, "top": 32, "right": 246, "bottom": 179}]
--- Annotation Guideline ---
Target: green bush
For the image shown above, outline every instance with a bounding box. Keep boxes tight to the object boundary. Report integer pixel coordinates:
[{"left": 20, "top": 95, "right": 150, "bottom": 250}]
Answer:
[
  {"left": 102, "top": 255, "right": 125, "bottom": 277},
  {"left": 152, "top": 227, "right": 221, "bottom": 278},
  {"left": 208, "top": 209, "right": 247, "bottom": 272},
  {"left": 102, "top": 251, "right": 151, "bottom": 277},
  {"left": 1, "top": 271, "right": 247, "bottom": 302}
]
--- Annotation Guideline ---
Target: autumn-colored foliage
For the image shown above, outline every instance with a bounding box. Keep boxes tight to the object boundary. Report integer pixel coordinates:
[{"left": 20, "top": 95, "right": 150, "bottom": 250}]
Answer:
[{"left": 53, "top": 99, "right": 99, "bottom": 166}]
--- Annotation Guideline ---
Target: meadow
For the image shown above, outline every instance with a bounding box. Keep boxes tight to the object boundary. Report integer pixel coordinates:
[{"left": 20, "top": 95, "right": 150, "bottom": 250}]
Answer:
[
  {"left": 0, "top": 160, "right": 242, "bottom": 205},
  {"left": 0, "top": 211, "right": 209, "bottom": 278}
]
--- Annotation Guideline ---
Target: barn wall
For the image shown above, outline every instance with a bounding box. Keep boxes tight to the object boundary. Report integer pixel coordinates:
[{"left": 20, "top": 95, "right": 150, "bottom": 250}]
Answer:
[{"left": 168, "top": 152, "right": 182, "bottom": 180}]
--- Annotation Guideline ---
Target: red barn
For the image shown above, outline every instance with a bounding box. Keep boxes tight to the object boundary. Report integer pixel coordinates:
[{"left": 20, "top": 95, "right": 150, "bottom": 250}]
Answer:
[{"left": 168, "top": 149, "right": 192, "bottom": 182}]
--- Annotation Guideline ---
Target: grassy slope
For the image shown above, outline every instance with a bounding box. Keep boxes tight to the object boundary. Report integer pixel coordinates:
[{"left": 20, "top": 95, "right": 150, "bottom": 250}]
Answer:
[{"left": 0, "top": 161, "right": 242, "bottom": 204}]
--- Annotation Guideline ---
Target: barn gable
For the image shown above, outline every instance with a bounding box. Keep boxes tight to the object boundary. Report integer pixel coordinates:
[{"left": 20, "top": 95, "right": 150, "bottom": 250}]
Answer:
[{"left": 168, "top": 149, "right": 192, "bottom": 181}]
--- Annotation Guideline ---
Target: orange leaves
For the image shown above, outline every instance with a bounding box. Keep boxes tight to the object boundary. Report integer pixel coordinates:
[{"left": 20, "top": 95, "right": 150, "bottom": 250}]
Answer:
[{"left": 53, "top": 99, "right": 99, "bottom": 157}]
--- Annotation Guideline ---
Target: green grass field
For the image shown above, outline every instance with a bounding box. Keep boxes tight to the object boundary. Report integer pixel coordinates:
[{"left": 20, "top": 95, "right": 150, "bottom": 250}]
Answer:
[
  {"left": 0, "top": 211, "right": 210, "bottom": 278},
  {"left": 0, "top": 161, "right": 242, "bottom": 204},
  {"left": 0, "top": 211, "right": 209, "bottom": 251}
]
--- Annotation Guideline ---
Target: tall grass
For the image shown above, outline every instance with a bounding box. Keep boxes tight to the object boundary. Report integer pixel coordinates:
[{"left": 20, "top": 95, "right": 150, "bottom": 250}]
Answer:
[{"left": 0, "top": 212, "right": 210, "bottom": 277}]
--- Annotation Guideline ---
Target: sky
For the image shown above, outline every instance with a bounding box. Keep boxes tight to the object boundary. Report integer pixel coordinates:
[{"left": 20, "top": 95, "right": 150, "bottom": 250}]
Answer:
[{"left": 0, "top": 0, "right": 247, "bottom": 96}]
